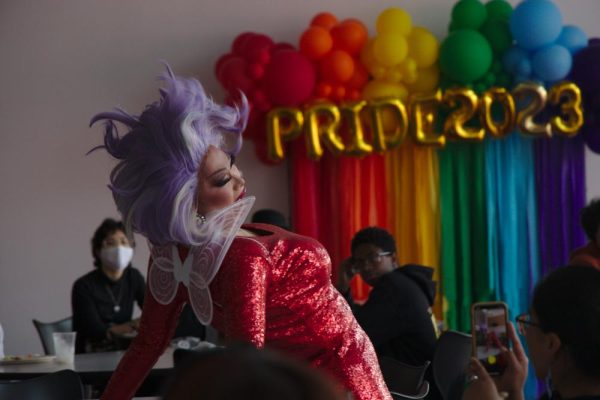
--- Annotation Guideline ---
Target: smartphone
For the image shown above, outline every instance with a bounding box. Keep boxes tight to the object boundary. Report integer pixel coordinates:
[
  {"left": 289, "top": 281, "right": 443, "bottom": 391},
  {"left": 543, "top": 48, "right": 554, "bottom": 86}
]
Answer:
[{"left": 471, "top": 301, "right": 509, "bottom": 375}]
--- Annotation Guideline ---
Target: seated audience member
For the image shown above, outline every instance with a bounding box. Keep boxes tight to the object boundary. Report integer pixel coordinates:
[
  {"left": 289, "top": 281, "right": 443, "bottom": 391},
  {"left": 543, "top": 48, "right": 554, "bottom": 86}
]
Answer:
[
  {"left": 570, "top": 198, "right": 600, "bottom": 269},
  {"left": 251, "top": 208, "right": 290, "bottom": 230},
  {"left": 72, "top": 218, "right": 145, "bottom": 353},
  {"left": 163, "top": 345, "right": 345, "bottom": 400},
  {"left": 463, "top": 265, "right": 600, "bottom": 400},
  {"left": 336, "top": 227, "right": 438, "bottom": 367}
]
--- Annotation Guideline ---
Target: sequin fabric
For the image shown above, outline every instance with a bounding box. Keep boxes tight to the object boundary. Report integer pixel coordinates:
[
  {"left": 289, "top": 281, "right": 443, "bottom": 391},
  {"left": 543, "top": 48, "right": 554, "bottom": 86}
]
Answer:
[{"left": 101, "top": 223, "right": 391, "bottom": 400}]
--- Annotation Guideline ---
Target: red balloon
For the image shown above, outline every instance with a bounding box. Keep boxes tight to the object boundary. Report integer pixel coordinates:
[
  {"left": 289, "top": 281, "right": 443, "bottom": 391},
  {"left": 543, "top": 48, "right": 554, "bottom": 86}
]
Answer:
[
  {"left": 215, "top": 53, "right": 237, "bottom": 84},
  {"left": 263, "top": 49, "right": 316, "bottom": 107},
  {"left": 232, "top": 32, "right": 258, "bottom": 56},
  {"left": 217, "top": 57, "right": 255, "bottom": 94},
  {"left": 237, "top": 34, "right": 274, "bottom": 62},
  {"left": 247, "top": 62, "right": 265, "bottom": 80}
]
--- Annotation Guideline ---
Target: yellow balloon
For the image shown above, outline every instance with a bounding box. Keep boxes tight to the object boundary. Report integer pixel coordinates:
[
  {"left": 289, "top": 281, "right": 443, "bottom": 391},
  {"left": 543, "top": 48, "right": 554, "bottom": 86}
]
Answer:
[
  {"left": 442, "top": 87, "right": 485, "bottom": 141},
  {"left": 367, "top": 97, "right": 409, "bottom": 152},
  {"left": 411, "top": 90, "right": 445, "bottom": 147},
  {"left": 512, "top": 82, "right": 551, "bottom": 138},
  {"left": 373, "top": 34, "right": 408, "bottom": 67},
  {"left": 548, "top": 81, "right": 584, "bottom": 137},
  {"left": 406, "top": 65, "right": 440, "bottom": 94},
  {"left": 362, "top": 81, "right": 408, "bottom": 133},
  {"left": 480, "top": 87, "right": 516, "bottom": 138},
  {"left": 377, "top": 7, "right": 412, "bottom": 36},
  {"left": 266, "top": 107, "right": 304, "bottom": 162},
  {"left": 399, "top": 58, "right": 418, "bottom": 84},
  {"left": 385, "top": 66, "right": 403, "bottom": 83},
  {"left": 303, "top": 101, "right": 344, "bottom": 160},
  {"left": 362, "top": 80, "right": 408, "bottom": 101},
  {"left": 340, "top": 100, "right": 372, "bottom": 157},
  {"left": 407, "top": 27, "right": 439, "bottom": 68}
]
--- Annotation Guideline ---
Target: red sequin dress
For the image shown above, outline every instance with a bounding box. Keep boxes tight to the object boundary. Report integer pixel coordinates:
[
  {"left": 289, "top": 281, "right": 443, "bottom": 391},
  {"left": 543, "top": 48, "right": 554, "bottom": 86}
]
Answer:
[{"left": 101, "top": 224, "right": 391, "bottom": 400}]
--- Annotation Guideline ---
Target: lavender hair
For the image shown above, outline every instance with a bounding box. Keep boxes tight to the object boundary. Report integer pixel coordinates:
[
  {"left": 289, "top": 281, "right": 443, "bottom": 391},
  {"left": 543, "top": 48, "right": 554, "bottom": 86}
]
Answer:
[{"left": 90, "top": 66, "right": 249, "bottom": 245}]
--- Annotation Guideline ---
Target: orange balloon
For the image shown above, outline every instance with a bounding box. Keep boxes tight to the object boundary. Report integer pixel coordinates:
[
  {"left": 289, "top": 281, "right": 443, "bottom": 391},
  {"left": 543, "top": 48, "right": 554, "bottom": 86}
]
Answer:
[
  {"left": 332, "top": 85, "right": 347, "bottom": 101},
  {"left": 316, "top": 81, "right": 333, "bottom": 98},
  {"left": 346, "top": 62, "right": 369, "bottom": 90},
  {"left": 311, "top": 12, "right": 339, "bottom": 30},
  {"left": 300, "top": 26, "right": 333, "bottom": 60},
  {"left": 331, "top": 19, "right": 368, "bottom": 56},
  {"left": 321, "top": 50, "right": 355, "bottom": 83}
]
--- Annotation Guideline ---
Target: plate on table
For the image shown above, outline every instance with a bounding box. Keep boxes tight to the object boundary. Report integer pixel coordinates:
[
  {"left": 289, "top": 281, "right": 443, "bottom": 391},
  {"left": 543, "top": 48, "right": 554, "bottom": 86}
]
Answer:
[{"left": 0, "top": 354, "right": 56, "bottom": 365}]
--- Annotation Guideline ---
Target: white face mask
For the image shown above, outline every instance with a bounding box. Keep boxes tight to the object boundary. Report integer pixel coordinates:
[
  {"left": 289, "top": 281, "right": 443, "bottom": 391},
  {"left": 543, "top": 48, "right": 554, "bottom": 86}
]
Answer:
[{"left": 100, "top": 246, "right": 134, "bottom": 272}]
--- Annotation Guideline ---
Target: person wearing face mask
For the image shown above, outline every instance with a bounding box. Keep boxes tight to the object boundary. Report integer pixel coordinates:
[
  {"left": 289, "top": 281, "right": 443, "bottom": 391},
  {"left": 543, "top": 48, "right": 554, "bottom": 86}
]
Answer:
[
  {"left": 462, "top": 265, "right": 600, "bottom": 400},
  {"left": 71, "top": 218, "right": 145, "bottom": 353},
  {"left": 94, "top": 67, "right": 392, "bottom": 400}
]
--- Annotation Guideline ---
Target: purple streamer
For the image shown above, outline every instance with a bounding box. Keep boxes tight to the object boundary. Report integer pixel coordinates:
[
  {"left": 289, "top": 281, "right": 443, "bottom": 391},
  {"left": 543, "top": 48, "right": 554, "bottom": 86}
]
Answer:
[{"left": 535, "top": 136, "right": 586, "bottom": 277}]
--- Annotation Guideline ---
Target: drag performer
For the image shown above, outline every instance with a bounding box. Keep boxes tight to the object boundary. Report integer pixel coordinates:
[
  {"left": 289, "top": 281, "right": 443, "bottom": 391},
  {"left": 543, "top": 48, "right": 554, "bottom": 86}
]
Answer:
[{"left": 92, "top": 66, "right": 391, "bottom": 400}]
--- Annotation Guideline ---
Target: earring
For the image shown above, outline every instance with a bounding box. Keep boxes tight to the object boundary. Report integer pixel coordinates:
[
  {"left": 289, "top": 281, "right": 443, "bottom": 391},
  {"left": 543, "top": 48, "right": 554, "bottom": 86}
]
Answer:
[{"left": 196, "top": 213, "right": 206, "bottom": 224}]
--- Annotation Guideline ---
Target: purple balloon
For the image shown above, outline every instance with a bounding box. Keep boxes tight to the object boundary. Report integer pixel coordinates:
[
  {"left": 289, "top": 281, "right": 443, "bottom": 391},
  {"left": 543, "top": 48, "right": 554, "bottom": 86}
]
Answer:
[{"left": 570, "top": 39, "right": 600, "bottom": 92}]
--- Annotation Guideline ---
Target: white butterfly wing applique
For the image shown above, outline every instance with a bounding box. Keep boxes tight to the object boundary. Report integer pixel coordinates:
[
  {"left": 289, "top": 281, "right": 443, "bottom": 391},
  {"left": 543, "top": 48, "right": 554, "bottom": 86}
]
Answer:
[{"left": 148, "top": 196, "right": 255, "bottom": 325}]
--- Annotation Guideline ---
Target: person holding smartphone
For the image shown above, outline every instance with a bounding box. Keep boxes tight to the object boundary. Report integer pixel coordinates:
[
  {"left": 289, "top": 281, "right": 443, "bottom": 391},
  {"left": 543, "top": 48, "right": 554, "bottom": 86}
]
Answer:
[{"left": 463, "top": 265, "right": 600, "bottom": 400}]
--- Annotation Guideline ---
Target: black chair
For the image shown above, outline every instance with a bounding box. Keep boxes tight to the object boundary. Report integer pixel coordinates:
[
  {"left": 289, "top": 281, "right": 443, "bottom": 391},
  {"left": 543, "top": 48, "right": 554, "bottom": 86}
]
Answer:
[
  {"left": 379, "top": 356, "right": 430, "bottom": 399},
  {"left": 431, "top": 330, "right": 472, "bottom": 400},
  {"left": 32, "top": 317, "right": 73, "bottom": 355},
  {"left": 0, "top": 369, "right": 83, "bottom": 400}
]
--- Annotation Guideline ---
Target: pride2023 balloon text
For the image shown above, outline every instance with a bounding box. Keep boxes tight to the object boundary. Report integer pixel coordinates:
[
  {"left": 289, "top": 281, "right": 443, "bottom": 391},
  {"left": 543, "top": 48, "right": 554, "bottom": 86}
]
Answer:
[{"left": 266, "top": 81, "right": 583, "bottom": 161}]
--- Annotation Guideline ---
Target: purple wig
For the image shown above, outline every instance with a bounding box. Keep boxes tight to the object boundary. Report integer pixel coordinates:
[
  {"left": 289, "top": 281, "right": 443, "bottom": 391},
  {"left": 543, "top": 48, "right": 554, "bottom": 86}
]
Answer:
[{"left": 90, "top": 66, "right": 249, "bottom": 245}]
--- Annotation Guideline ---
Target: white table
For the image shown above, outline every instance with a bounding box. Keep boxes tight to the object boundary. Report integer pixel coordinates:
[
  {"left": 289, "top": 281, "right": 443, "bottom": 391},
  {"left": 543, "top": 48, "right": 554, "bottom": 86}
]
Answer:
[{"left": 0, "top": 347, "right": 174, "bottom": 397}]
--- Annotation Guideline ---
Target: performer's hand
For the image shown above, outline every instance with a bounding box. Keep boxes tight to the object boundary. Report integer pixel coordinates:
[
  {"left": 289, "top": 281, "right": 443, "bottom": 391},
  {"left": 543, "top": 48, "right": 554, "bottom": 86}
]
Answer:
[{"left": 335, "top": 257, "right": 357, "bottom": 293}]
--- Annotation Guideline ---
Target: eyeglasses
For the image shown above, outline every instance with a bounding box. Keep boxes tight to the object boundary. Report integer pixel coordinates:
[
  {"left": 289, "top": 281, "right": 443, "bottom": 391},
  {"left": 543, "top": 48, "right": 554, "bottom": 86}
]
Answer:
[
  {"left": 352, "top": 252, "right": 391, "bottom": 271},
  {"left": 515, "top": 313, "right": 542, "bottom": 335}
]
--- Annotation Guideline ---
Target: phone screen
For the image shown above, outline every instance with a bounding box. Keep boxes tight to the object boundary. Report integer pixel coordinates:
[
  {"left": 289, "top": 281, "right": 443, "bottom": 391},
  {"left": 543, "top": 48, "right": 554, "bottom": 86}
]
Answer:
[{"left": 472, "top": 302, "right": 509, "bottom": 375}]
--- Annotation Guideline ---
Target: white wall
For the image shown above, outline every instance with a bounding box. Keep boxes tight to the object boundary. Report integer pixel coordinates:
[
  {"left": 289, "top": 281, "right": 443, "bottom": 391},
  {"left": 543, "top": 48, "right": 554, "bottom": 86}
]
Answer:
[{"left": 0, "top": 0, "right": 598, "bottom": 355}]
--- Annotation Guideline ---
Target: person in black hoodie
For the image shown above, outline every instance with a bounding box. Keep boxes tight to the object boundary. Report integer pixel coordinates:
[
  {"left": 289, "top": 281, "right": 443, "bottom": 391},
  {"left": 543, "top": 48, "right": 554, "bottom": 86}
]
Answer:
[{"left": 336, "top": 226, "right": 438, "bottom": 367}]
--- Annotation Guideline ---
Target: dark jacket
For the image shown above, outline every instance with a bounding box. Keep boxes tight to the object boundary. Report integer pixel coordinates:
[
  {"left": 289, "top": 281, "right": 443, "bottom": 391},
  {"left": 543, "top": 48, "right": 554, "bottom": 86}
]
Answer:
[{"left": 345, "top": 264, "right": 437, "bottom": 366}]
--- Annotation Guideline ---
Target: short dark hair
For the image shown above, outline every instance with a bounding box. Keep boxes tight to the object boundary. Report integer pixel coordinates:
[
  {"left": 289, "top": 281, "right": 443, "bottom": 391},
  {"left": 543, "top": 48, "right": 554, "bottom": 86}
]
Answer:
[
  {"left": 91, "top": 218, "right": 126, "bottom": 268},
  {"left": 580, "top": 198, "right": 600, "bottom": 241},
  {"left": 251, "top": 209, "right": 289, "bottom": 230},
  {"left": 532, "top": 265, "right": 600, "bottom": 378},
  {"left": 351, "top": 227, "right": 396, "bottom": 254},
  {"left": 164, "top": 345, "right": 344, "bottom": 400}
]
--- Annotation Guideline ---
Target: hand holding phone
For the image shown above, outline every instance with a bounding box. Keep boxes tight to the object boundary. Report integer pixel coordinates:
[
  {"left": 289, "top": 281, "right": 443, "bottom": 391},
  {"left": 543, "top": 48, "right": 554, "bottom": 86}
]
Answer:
[{"left": 471, "top": 302, "right": 509, "bottom": 376}]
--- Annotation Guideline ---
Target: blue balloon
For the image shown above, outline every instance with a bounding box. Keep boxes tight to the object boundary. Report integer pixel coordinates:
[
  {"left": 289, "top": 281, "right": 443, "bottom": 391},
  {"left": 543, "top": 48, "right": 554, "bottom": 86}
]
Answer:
[
  {"left": 516, "top": 58, "right": 532, "bottom": 77},
  {"left": 556, "top": 25, "right": 588, "bottom": 54},
  {"left": 532, "top": 44, "right": 572, "bottom": 81},
  {"left": 509, "top": 0, "right": 562, "bottom": 50},
  {"left": 502, "top": 46, "right": 529, "bottom": 74}
]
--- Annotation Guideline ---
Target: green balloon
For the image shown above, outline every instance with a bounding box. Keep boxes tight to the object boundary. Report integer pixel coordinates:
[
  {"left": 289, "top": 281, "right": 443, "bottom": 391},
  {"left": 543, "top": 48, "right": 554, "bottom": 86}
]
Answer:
[
  {"left": 440, "top": 30, "right": 493, "bottom": 84},
  {"left": 480, "top": 19, "right": 512, "bottom": 54},
  {"left": 485, "top": 0, "right": 512, "bottom": 21},
  {"left": 452, "top": 0, "right": 487, "bottom": 30}
]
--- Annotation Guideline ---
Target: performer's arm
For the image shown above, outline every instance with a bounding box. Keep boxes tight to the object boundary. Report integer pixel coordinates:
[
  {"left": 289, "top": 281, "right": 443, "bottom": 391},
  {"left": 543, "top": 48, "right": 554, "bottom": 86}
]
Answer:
[
  {"left": 101, "top": 281, "right": 185, "bottom": 399},
  {"left": 221, "top": 243, "right": 269, "bottom": 347}
]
